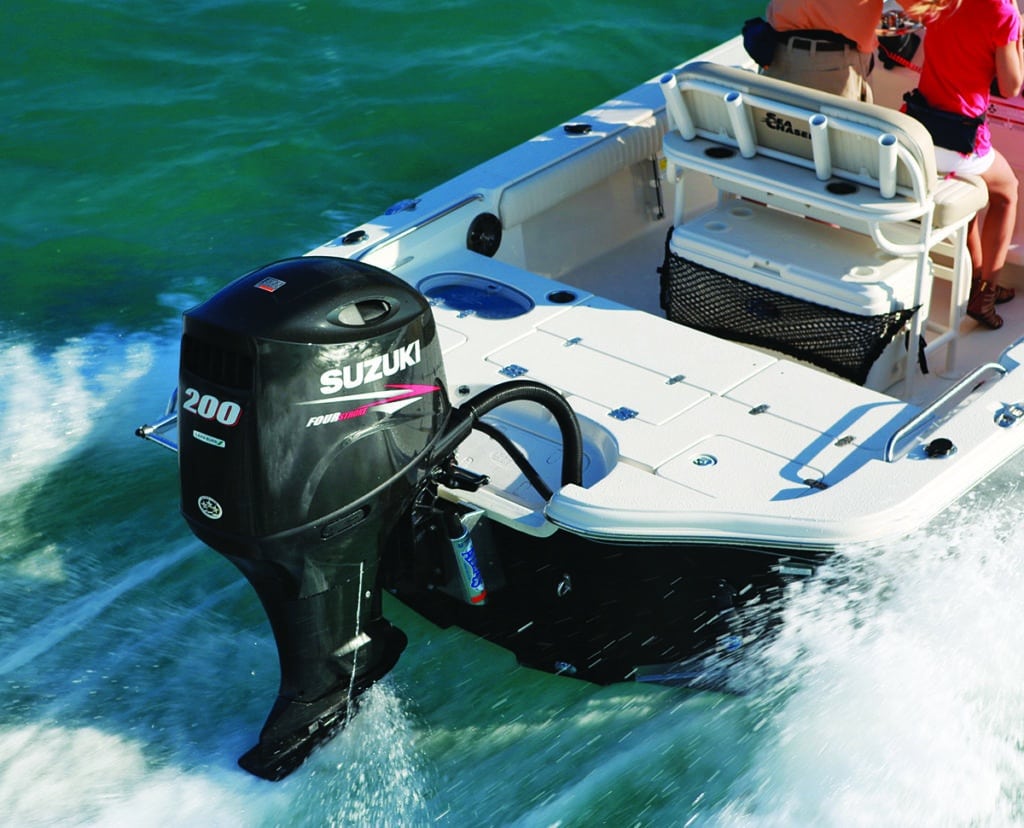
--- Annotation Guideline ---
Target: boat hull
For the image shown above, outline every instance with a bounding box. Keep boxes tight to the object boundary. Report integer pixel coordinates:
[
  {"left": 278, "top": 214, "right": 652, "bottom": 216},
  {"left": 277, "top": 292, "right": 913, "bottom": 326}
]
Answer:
[
  {"left": 388, "top": 516, "right": 823, "bottom": 685},
  {"left": 133, "top": 29, "right": 1024, "bottom": 782}
]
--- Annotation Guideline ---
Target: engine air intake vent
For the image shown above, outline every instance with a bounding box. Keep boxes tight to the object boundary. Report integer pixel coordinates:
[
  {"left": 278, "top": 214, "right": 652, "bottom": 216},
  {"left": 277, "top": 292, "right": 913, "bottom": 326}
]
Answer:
[{"left": 181, "top": 334, "right": 254, "bottom": 389}]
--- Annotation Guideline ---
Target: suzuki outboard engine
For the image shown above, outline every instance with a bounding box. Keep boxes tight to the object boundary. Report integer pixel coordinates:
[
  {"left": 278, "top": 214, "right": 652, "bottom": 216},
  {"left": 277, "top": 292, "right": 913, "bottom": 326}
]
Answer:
[{"left": 178, "top": 256, "right": 450, "bottom": 780}]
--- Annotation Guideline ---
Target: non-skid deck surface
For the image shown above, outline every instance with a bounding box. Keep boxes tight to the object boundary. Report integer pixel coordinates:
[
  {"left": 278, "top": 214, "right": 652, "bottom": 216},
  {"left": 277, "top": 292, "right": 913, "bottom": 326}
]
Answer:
[{"left": 417, "top": 249, "right": 918, "bottom": 517}]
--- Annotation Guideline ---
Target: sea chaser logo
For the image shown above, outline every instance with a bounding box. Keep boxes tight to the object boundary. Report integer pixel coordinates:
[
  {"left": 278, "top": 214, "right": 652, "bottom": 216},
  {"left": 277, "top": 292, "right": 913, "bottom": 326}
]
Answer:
[
  {"left": 763, "top": 111, "right": 811, "bottom": 140},
  {"left": 318, "top": 340, "right": 422, "bottom": 394}
]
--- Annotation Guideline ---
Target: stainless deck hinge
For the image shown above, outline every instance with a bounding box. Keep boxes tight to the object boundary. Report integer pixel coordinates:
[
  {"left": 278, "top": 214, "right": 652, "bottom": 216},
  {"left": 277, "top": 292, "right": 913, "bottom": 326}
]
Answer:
[{"left": 500, "top": 364, "right": 528, "bottom": 378}]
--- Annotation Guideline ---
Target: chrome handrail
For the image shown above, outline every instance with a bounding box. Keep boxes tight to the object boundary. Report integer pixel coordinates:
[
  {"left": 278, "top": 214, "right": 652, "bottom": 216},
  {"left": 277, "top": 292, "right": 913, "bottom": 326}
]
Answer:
[
  {"left": 135, "top": 412, "right": 179, "bottom": 452},
  {"left": 135, "top": 388, "right": 179, "bottom": 452},
  {"left": 884, "top": 362, "right": 1007, "bottom": 462}
]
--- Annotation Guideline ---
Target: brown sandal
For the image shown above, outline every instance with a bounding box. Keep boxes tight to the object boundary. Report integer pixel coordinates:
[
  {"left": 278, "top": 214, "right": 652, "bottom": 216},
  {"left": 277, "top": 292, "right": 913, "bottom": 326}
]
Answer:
[
  {"left": 968, "top": 279, "right": 1004, "bottom": 329},
  {"left": 971, "top": 276, "right": 1015, "bottom": 304}
]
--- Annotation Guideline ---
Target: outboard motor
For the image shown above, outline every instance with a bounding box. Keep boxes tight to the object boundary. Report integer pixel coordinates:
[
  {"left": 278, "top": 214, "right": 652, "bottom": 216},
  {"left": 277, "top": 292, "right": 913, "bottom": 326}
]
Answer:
[{"left": 178, "top": 256, "right": 450, "bottom": 780}]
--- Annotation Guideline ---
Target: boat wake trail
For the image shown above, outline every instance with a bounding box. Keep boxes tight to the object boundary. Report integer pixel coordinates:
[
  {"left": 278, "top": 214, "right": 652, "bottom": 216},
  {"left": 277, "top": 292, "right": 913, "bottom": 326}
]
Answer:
[
  {"left": 707, "top": 484, "right": 1024, "bottom": 826},
  {"left": 0, "top": 331, "right": 156, "bottom": 501},
  {"left": 0, "top": 542, "right": 200, "bottom": 677},
  {"left": 0, "top": 723, "right": 257, "bottom": 827},
  {"left": 0, "top": 681, "right": 429, "bottom": 827}
]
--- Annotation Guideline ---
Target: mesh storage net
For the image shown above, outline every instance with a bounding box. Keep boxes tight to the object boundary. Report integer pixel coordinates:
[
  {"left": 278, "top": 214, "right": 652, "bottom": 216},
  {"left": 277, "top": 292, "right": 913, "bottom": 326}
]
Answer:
[{"left": 660, "top": 250, "right": 919, "bottom": 386}]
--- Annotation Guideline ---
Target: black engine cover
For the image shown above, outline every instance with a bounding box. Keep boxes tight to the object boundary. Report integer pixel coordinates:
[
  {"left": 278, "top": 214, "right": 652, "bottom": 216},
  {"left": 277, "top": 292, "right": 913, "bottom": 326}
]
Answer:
[
  {"left": 176, "top": 255, "right": 450, "bottom": 779},
  {"left": 179, "top": 255, "right": 449, "bottom": 541}
]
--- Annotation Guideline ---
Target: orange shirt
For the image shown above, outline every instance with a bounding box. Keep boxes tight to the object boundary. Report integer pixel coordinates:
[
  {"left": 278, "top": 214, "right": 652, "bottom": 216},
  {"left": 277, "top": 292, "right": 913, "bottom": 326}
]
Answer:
[{"left": 766, "top": 0, "right": 883, "bottom": 53}]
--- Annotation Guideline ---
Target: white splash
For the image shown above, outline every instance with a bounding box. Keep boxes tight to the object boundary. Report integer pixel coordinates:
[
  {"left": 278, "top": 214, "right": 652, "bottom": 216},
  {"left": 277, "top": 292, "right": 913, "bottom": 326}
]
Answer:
[
  {"left": 0, "top": 333, "right": 156, "bottom": 500},
  {"left": 0, "top": 724, "right": 260, "bottom": 828},
  {"left": 710, "top": 486, "right": 1024, "bottom": 826},
  {"left": 293, "top": 683, "right": 432, "bottom": 827}
]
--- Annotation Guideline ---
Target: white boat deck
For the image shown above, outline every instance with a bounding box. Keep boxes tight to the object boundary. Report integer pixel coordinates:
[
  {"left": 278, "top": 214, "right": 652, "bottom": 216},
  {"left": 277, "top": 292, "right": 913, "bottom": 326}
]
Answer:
[
  {"left": 394, "top": 238, "right": 1024, "bottom": 550},
  {"left": 302, "top": 35, "right": 1024, "bottom": 552}
]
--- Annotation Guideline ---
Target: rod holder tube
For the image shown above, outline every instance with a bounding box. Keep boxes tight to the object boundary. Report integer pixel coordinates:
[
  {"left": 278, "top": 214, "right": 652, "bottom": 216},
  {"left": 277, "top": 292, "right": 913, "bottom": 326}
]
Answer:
[
  {"left": 724, "top": 91, "right": 756, "bottom": 158},
  {"left": 659, "top": 72, "right": 696, "bottom": 139},
  {"left": 878, "top": 133, "right": 898, "bottom": 198},
  {"left": 809, "top": 113, "right": 831, "bottom": 180}
]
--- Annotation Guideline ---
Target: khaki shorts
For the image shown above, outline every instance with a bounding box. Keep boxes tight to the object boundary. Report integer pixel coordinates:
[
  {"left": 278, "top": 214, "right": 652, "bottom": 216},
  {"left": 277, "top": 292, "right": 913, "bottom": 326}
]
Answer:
[{"left": 763, "top": 42, "right": 874, "bottom": 103}]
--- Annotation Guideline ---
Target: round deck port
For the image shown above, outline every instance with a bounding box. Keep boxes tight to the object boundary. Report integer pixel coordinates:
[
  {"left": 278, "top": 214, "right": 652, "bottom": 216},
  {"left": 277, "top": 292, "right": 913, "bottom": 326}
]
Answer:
[{"left": 418, "top": 272, "right": 534, "bottom": 319}]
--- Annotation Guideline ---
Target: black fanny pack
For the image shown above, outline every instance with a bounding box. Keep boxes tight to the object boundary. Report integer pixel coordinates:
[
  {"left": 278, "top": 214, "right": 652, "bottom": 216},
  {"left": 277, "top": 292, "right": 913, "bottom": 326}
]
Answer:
[
  {"left": 903, "top": 89, "right": 985, "bottom": 154},
  {"left": 742, "top": 17, "right": 778, "bottom": 68}
]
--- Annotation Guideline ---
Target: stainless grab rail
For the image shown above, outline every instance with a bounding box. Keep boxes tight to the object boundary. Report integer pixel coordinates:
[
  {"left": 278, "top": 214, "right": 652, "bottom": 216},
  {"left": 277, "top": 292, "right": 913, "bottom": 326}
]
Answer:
[
  {"left": 136, "top": 413, "right": 179, "bottom": 452},
  {"left": 884, "top": 361, "right": 1007, "bottom": 462},
  {"left": 135, "top": 388, "right": 179, "bottom": 452},
  {"left": 349, "top": 193, "right": 485, "bottom": 262}
]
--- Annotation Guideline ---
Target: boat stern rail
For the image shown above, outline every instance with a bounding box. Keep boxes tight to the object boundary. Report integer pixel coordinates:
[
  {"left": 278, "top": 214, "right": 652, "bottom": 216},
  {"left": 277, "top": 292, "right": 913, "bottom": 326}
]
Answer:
[{"left": 883, "top": 361, "right": 1009, "bottom": 461}]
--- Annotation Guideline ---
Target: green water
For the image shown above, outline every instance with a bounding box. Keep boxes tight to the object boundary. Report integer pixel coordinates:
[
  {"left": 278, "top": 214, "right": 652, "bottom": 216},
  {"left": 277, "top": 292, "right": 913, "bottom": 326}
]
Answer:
[{"left": 4, "top": 1, "right": 1024, "bottom": 825}]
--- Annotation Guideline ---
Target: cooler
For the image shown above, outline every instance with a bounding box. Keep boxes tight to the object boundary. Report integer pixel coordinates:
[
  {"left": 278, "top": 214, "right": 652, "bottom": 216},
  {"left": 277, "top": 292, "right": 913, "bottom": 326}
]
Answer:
[{"left": 661, "top": 201, "right": 926, "bottom": 391}]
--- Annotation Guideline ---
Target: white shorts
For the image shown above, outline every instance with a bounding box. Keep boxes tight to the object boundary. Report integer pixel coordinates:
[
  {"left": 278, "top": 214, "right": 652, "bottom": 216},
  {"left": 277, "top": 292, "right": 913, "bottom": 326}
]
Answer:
[{"left": 934, "top": 145, "right": 995, "bottom": 176}]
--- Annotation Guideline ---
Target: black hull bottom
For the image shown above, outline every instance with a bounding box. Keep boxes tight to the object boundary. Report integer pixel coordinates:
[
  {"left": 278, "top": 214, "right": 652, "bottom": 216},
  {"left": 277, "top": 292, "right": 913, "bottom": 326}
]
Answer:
[{"left": 391, "top": 518, "right": 825, "bottom": 686}]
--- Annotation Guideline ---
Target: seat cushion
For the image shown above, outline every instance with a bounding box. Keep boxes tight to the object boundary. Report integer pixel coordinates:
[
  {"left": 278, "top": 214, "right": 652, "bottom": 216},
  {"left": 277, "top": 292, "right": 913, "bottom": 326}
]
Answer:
[{"left": 932, "top": 173, "right": 989, "bottom": 228}]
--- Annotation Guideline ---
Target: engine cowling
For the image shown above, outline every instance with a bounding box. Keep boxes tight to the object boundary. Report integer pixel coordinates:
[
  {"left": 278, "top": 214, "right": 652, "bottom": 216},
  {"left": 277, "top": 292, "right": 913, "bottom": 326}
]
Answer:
[{"left": 177, "top": 255, "right": 450, "bottom": 779}]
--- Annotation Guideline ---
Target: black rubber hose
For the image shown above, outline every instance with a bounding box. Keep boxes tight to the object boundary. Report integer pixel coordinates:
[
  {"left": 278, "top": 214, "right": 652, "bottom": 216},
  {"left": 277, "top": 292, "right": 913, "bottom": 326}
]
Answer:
[
  {"left": 430, "top": 379, "right": 583, "bottom": 489},
  {"left": 474, "top": 419, "right": 553, "bottom": 500}
]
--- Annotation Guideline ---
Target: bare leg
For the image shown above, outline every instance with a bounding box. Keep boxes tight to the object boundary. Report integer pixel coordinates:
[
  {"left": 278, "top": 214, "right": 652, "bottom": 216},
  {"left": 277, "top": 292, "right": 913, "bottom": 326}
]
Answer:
[
  {"left": 979, "top": 149, "right": 1018, "bottom": 282},
  {"left": 967, "top": 216, "right": 982, "bottom": 276},
  {"left": 968, "top": 149, "right": 1018, "bottom": 328}
]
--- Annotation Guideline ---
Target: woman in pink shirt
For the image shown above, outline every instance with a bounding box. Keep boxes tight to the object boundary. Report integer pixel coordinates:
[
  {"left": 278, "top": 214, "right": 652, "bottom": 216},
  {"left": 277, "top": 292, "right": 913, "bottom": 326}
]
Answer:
[{"left": 910, "top": 0, "right": 1024, "bottom": 328}]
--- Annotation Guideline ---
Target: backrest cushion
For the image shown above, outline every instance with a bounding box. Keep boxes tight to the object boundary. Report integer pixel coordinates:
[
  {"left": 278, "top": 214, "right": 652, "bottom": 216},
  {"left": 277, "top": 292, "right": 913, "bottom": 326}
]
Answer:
[{"left": 673, "top": 61, "right": 939, "bottom": 195}]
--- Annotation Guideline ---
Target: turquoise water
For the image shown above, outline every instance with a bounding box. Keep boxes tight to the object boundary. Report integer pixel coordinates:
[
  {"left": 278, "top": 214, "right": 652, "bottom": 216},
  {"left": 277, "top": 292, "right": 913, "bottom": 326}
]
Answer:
[{"left": 4, "top": 1, "right": 1024, "bottom": 825}]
